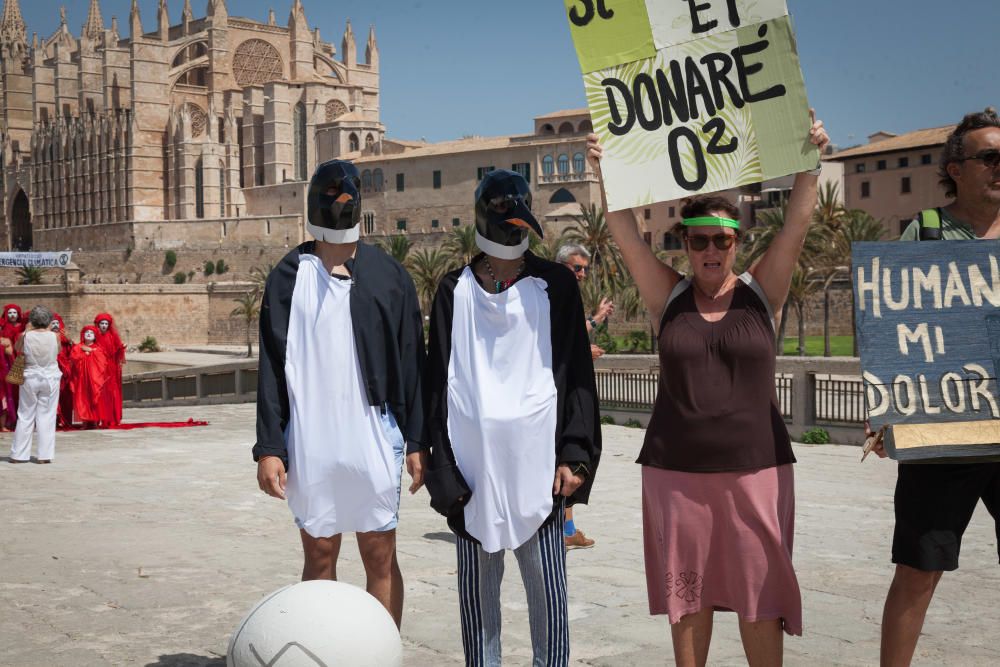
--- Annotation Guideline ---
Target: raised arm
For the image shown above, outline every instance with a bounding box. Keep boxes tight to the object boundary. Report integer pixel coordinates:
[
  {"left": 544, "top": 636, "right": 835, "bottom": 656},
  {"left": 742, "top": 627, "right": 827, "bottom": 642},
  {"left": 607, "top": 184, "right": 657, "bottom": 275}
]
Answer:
[
  {"left": 587, "top": 135, "right": 682, "bottom": 327},
  {"left": 748, "top": 111, "right": 830, "bottom": 314}
]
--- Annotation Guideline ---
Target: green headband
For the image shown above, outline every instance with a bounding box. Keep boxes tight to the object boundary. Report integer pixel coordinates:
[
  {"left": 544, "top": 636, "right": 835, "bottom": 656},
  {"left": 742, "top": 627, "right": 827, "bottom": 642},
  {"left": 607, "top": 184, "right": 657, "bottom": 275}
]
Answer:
[{"left": 682, "top": 216, "right": 740, "bottom": 230}]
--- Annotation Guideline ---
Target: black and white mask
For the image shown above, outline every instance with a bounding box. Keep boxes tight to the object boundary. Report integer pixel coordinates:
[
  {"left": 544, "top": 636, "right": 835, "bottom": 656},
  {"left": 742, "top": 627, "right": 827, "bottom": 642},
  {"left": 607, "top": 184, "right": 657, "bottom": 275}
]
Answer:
[
  {"left": 306, "top": 160, "right": 363, "bottom": 243},
  {"left": 473, "top": 170, "right": 542, "bottom": 260}
]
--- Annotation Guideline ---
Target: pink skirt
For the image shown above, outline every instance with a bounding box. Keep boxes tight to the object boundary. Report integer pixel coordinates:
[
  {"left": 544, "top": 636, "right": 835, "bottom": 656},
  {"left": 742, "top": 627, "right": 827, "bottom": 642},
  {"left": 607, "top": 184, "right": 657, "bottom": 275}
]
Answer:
[{"left": 642, "top": 464, "right": 802, "bottom": 635}]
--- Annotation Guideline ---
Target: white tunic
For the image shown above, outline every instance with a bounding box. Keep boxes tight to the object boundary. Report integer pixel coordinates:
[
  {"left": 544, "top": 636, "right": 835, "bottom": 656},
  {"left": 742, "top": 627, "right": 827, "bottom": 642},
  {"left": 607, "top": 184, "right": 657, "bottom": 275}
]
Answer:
[
  {"left": 447, "top": 267, "right": 558, "bottom": 553},
  {"left": 284, "top": 255, "right": 401, "bottom": 538}
]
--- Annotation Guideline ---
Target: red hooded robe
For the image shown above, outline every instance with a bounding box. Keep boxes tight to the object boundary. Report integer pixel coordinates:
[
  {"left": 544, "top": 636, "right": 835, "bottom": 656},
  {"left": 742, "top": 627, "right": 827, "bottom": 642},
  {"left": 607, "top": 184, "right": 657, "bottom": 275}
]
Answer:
[
  {"left": 94, "top": 312, "right": 124, "bottom": 426},
  {"left": 71, "top": 326, "right": 112, "bottom": 426},
  {"left": 51, "top": 313, "right": 75, "bottom": 427},
  {"left": 0, "top": 303, "right": 24, "bottom": 428}
]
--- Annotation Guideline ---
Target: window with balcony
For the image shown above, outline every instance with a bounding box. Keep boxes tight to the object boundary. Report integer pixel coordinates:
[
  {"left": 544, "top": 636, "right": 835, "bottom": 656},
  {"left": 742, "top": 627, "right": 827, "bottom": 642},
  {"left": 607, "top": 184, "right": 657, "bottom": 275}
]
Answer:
[
  {"left": 573, "top": 152, "right": 585, "bottom": 174},
  {"left": 542, "top": 155, "right": 554, "bottom": 177},
  {"left": 557, "top": 154, "right": 570, "bottom": 175}
]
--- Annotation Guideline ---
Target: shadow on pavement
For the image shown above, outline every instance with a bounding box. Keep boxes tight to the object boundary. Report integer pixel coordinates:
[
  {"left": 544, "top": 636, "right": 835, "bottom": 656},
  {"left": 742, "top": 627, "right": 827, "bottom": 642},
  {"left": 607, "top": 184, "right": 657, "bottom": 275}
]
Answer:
[
  {"left": 423, "top": 531, "right": 456, "bottom": 544},
  {"left": 145, "top": 654, "right": 226, "bottom": 667}
]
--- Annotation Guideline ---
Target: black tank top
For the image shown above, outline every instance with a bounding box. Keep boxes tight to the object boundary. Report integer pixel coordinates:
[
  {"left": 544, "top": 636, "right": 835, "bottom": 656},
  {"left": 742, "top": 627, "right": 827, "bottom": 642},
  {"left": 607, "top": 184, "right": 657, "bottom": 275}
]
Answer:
[{"left": 637, "top": 278, "right": 795, "bottom": 473}]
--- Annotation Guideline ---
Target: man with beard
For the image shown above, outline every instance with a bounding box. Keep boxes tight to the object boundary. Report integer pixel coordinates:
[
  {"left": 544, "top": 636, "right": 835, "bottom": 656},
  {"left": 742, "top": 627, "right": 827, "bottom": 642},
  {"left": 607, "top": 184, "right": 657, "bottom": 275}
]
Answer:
[
  {"left": 93, "top": 313, "right": 124, "bottom": 427},
  {"left": 254, "top": 159, "right": 426, "bottom": 628},
  {"left": 423, "top": 169, "right": 601, "bottom": 665}
]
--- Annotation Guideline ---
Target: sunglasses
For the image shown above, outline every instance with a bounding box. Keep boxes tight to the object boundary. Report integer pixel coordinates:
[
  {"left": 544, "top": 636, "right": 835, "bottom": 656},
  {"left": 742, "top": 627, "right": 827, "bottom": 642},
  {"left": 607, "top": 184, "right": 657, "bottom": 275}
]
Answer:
[
  {"left": 686, "top": 233, "right": 737, "bottom": 251},
  {"left": 957, "top": 150, "right": 1000, "bottom": 169},
  {"left": 571, "top": 264, "right": 588, "bottom": 274}
]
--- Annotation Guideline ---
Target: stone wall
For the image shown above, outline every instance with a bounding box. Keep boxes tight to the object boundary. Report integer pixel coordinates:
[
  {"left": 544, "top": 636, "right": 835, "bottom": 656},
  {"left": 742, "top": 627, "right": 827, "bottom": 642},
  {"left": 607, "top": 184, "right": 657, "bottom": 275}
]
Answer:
[
  {"left": 781, "top": 285, "right": 855, "bottom": 338},
  {"left": 0, "top": 282, "right": 256, "bottom": 347}
]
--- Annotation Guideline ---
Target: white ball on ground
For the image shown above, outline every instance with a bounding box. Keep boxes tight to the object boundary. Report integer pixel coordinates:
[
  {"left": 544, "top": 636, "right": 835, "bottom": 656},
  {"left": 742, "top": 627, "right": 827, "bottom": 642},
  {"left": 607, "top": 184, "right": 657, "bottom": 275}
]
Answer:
[{"left": 227, "top": 580, "right": 402, "bottom": 667}]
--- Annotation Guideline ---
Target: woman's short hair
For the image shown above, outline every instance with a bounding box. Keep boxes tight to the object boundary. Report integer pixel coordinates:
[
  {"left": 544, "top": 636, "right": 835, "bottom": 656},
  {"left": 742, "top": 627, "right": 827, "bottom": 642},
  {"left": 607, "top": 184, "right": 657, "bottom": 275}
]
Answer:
[
  {"left": 555, "top": 243, "right": 591, "bottom": 265},
  {"left": 939, "top": 107, "right": 1000, "bottom": 198},
  {"left": 678, "top": 196, "right": 742, "bottom": 239},
  {"left": 28, "top": 305, "right": 53, "bottom": 329}
]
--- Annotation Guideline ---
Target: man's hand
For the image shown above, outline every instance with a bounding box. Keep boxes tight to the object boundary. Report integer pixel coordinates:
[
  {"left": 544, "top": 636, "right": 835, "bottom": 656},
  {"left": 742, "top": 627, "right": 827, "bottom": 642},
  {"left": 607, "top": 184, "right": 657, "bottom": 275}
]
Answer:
[
  {"left": 257, "top": 456, "right": 286, "bottom": 499},
  {"left": 862, "top": 420, "right": 888, "bottom": 460},
  {"left": 406, "top": 450, "right": 427, "bottom": 494},
  {"left": 590, "top": 344, "right": 605, "bottom": 360},
  {"left": 595, "top": 298, "right": 614, "bottom": 324},
  {"left": 553, "top": 464, "right": 585, "bottom": 498}
]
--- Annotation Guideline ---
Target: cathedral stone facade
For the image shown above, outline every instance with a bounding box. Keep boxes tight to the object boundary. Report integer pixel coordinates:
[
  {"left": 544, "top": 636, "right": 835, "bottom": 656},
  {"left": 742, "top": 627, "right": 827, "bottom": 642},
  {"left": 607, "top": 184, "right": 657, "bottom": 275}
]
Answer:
[{"left": 0, "top": 0, "right": 382, "bottom": 253}]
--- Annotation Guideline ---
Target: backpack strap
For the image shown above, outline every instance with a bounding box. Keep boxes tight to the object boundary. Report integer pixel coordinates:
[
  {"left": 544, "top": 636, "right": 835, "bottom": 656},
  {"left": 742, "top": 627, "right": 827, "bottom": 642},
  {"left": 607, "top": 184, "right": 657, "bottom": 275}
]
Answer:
[{"left": 918, "top": 208, "right": 942, "bottom": 240}]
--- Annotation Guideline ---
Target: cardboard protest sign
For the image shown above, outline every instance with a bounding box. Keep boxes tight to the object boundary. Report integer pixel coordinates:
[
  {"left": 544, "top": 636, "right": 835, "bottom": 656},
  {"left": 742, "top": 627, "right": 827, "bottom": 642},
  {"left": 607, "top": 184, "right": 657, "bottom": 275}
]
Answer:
[
  {"left": 852, "top": 241, "right": 1000, "bottom": 461},
  {"left": 565, "top": 0, "right": 819, "bottom": 211}
]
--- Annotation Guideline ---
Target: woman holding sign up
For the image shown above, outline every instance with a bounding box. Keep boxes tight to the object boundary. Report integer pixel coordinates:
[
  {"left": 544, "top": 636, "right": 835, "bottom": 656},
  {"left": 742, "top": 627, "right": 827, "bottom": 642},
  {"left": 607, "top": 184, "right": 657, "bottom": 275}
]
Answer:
[{"left": 587, "top": 113, "right": 829, "bottom": 666}]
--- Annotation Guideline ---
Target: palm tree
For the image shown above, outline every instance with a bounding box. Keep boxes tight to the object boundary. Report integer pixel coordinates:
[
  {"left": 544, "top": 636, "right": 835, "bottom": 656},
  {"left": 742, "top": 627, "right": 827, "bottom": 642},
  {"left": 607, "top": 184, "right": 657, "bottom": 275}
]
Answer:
[
  {"left": 231, "top": 291, "right": 261, "bottom": 357},
  {"left": 16, "top": 266, "right": 45, "bottom": 285},
  {"left": 826, "top": 209, "right": 886, "bottom": 355},
  {"left": 248, "top": 262, "right": 274, "bottom": 303},
  {"left": 565, "top": 204, "right": 622, "bottom": 289},
  {"left": 441, "top": 225, "right": 477, "bottom": 269},
  {"left": 376, "top": 235, "right": 413, "bottom": 266},
  {"left": 408, "top": 247, "right": 452, "bottom": 314}
]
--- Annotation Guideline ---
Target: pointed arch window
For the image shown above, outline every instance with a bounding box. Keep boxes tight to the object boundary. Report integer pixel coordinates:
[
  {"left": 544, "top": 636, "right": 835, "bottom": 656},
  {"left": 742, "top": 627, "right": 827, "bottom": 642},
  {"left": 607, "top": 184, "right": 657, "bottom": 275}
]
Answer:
[
  {"left": 349, "top": 133, "right": 360, "bottom": 152},
  {"left": 195, "top": 159, "right": 205, "bottom": 219},
  {"left": 293, "top": 102, "right": 307, "bottom": 180},
  {"left": 365, "top": 133, "right": 375, "bottom": 150}
]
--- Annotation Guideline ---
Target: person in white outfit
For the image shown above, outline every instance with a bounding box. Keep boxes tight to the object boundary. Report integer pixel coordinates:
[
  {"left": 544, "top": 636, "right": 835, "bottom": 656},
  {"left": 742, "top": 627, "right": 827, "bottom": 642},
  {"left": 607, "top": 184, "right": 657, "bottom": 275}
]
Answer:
[{"left": 9, "top": 305, "right": 62, "bottom": 464}]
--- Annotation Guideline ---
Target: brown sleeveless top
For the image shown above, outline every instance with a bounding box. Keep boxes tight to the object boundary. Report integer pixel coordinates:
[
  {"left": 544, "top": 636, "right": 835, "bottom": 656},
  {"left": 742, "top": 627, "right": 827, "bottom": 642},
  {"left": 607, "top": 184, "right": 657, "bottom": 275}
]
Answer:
[{"left": 637, "top": 276, "right": 795, "bottom": 473}]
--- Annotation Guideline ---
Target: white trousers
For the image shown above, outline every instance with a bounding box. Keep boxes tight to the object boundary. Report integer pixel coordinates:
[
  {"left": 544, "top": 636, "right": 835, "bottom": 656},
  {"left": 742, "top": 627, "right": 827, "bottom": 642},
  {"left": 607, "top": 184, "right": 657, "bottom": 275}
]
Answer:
[{"left": 10, "top": 374, "right": 60, "bottom": 462}]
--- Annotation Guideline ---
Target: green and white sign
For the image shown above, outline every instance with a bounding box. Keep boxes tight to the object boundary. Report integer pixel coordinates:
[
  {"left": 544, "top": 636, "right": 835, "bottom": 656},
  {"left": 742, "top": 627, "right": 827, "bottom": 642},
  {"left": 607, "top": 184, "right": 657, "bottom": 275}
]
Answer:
[{"left": 565, "top": 0, "right": 819, "bottom": 211}]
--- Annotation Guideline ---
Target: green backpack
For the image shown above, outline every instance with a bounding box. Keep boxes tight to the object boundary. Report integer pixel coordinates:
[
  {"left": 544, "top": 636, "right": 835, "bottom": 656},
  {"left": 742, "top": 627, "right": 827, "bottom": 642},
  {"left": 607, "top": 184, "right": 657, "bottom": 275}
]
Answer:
[{"left": 917, "top": 208, "right": 942, "bottom": 240}]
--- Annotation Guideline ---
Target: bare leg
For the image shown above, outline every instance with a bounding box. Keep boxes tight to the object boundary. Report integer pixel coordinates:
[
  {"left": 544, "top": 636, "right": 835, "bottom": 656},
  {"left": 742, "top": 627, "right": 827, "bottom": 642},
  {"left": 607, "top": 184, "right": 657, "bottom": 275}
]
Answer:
[
  {"left": 881, "top": 565, "right": 943, "bottom": 667},
  {"left": 738, "top": 618, "right": 783, "bottom": 667},
  {"left": 670, "top": 608, "right": 713, "bottom": 667},
  {"left": 357, "top": 529, "right": 403, "bottom": 628},
  {"left": 299, "top": 530, "right": 342, "bottom": 581}
]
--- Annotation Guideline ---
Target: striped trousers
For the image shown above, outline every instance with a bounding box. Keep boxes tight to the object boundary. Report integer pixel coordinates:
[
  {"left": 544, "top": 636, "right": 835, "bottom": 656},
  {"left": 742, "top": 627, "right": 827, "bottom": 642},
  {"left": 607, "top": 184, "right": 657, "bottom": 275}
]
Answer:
[{"left": 456, "top": 509, "right": 569, "bottom": 667}]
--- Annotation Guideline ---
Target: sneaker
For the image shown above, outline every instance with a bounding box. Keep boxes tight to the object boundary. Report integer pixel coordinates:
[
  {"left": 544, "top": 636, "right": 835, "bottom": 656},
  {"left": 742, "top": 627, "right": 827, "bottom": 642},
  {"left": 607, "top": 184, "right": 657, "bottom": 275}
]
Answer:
[{"left": 565, "top": 530, "right": 595, "bottom": 550}]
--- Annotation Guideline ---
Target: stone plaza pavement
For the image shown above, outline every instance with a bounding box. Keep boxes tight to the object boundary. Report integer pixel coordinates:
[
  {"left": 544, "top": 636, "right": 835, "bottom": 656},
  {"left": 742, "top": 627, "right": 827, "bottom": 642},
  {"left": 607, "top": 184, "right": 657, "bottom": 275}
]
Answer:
[{"left": 1, "top": 404, "right": 998, "bottom": 667}]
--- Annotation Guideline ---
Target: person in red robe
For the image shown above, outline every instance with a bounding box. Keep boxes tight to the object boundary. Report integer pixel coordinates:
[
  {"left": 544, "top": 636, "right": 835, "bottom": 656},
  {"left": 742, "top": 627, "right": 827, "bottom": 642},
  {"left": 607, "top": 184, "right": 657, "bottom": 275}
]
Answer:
[
  {"left": 93, "top": 312, "right": 125, "bottom": 427},
  {"left": 51, "top": 313, "right": 75, "bottom": 428},
  {"left": 71, "top": 326, "right": 111, "bottom": 429},
  {"left": 0, "top": 303, "right": 24, "bottom": 431}
]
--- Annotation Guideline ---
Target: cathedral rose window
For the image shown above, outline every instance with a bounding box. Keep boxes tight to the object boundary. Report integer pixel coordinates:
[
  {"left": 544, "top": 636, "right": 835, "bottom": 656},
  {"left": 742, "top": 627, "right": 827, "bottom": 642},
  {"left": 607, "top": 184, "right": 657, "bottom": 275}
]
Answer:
[{"left": 232, "top": 39, "right": 284, "bottom": 87}]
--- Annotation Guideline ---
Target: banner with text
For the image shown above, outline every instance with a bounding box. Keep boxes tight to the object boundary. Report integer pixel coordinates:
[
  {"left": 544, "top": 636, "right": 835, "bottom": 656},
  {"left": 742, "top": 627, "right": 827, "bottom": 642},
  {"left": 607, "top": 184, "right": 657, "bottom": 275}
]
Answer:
[
  {"left": 0, "top": 251, "right": 73, "bottom": 268},
  {"left": 565, "top": 0, "right": 819, "bottom": 211},
  {"left": 852, "top": 241, "right": 1000, "bottom": 461}
]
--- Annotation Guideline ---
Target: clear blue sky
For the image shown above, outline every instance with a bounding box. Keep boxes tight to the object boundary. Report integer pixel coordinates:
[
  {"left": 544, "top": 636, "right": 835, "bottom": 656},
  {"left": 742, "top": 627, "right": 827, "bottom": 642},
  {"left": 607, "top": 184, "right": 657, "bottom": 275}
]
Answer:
[{"left": 18, "top": 0, "right": 999, "bottom": 148}]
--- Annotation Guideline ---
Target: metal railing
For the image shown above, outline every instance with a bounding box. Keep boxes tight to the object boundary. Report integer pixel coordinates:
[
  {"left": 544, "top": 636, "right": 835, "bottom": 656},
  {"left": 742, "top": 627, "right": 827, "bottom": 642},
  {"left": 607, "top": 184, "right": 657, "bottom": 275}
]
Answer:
[
  {"left": 595, "top": 369, "right": 796, "bottom": 422},
  {"left": 812, "top": 374, "right": 866, "bottom": 424}
]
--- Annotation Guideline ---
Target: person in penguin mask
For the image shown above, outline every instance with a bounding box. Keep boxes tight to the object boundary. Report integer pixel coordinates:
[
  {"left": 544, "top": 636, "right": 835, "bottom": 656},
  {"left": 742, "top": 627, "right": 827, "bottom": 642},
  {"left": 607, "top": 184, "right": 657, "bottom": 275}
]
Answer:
[
  {"left": 422, "top": 169, "right": 602, "bottom": 665},
  {"left": 254, "top": 159, "right": 426, "bottom": 629}
]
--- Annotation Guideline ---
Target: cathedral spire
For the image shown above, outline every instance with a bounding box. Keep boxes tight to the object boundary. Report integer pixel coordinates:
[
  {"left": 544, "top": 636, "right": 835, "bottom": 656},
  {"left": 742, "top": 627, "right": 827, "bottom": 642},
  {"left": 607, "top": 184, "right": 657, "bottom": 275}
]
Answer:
[
  {"left": 342, "top": 19, "right": 356, "bottom": 67},
  {"left": 84, "top": 0, "right": 105, "bottom": 40},
  {"left": 181, "top": 0, "right": 192, "bottom": 34},
  {"left": 129, "top": 0, "right": 143, "bottom": 40},
  {"left": 366, "top": 24, "right": 378, "bottom": 68},
  {"left": 206, "top": 0, "right": 227, "bottom": 18},
  {"left": 157, "top": 0, "right": 169, "bottom": 41},
  {"left": 0, "top": 0, "right": 27, "bottom": 46}
]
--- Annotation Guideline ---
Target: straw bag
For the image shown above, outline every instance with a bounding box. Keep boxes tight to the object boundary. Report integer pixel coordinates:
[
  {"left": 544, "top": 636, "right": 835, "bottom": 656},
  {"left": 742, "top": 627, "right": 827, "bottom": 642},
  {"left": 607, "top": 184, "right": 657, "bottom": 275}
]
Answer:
[{"left": 5, "top": 355, "right": 24, "bottom": 386}]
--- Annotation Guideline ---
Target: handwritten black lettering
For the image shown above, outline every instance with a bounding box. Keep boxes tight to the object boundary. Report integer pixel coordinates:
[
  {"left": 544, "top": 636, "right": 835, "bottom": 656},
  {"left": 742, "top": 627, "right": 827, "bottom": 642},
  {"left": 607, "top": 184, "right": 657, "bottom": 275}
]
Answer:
[
  {"left": 685, "top": 0, "right": 717, "bottom": 33},
  {"left": 703, "top": 117, "right": 738, "bottom": 155},
  {"left": 568, "top": 0, "right": 614, "bottom": 27},
  {"left": 669, "top": 126, "right": 708, "bottom": 190},
  {"left": 633, "top": 73, "right": 663, "bottom": 131},
  {"left": 733, "top": 23, "right": 786, "bottom": 104},
  {"left": 603, "top": 78, "right": 635, "bottom": 136},
  {"left": 655, "top": 63, "right": 691, "bottom": 125}
]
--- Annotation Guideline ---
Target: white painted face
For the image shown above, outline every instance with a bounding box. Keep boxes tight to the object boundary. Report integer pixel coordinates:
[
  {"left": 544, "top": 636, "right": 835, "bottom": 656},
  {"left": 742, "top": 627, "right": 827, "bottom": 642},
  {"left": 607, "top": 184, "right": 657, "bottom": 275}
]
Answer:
[
  {"left": 6, "top": 308, "right": 18, "bottom": 322},
  {"left": 84, "top": 331, "right": 96, "bottom": 344},
  {"left": 98, "top": 320, "right": 110, "bottom": 333},
  {"left": 49, "top": 320, "right": 60, "bottom": 332}
]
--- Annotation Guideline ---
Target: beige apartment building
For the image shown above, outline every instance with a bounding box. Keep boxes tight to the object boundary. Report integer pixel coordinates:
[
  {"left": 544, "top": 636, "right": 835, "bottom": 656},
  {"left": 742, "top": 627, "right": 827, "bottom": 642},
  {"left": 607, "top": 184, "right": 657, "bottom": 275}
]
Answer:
[
  {"left": 348, "top": 108, "right": 843, "bottom": 254},
  {"left": 826, "top": 125, "right": 954, "bottom": 237}
]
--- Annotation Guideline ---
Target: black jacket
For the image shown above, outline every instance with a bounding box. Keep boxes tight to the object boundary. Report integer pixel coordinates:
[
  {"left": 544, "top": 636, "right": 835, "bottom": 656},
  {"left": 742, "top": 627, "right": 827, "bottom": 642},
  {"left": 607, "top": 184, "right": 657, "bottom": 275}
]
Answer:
[
  {"left": 422, "top": 252, "right": 602, "bottom": 540},
  {"left": 253, "top": 241, "right": 425, "bottom": 468}
]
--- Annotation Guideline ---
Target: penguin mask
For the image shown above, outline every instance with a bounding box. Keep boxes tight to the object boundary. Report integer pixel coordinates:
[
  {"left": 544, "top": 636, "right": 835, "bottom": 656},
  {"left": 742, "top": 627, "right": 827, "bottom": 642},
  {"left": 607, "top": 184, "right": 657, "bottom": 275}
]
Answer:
[
  {"left": 474, "top": 169, "right": 542, "bottom": 260},
  {"left": 306, "top": 160, "right": 363, "bottom": 243}
]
